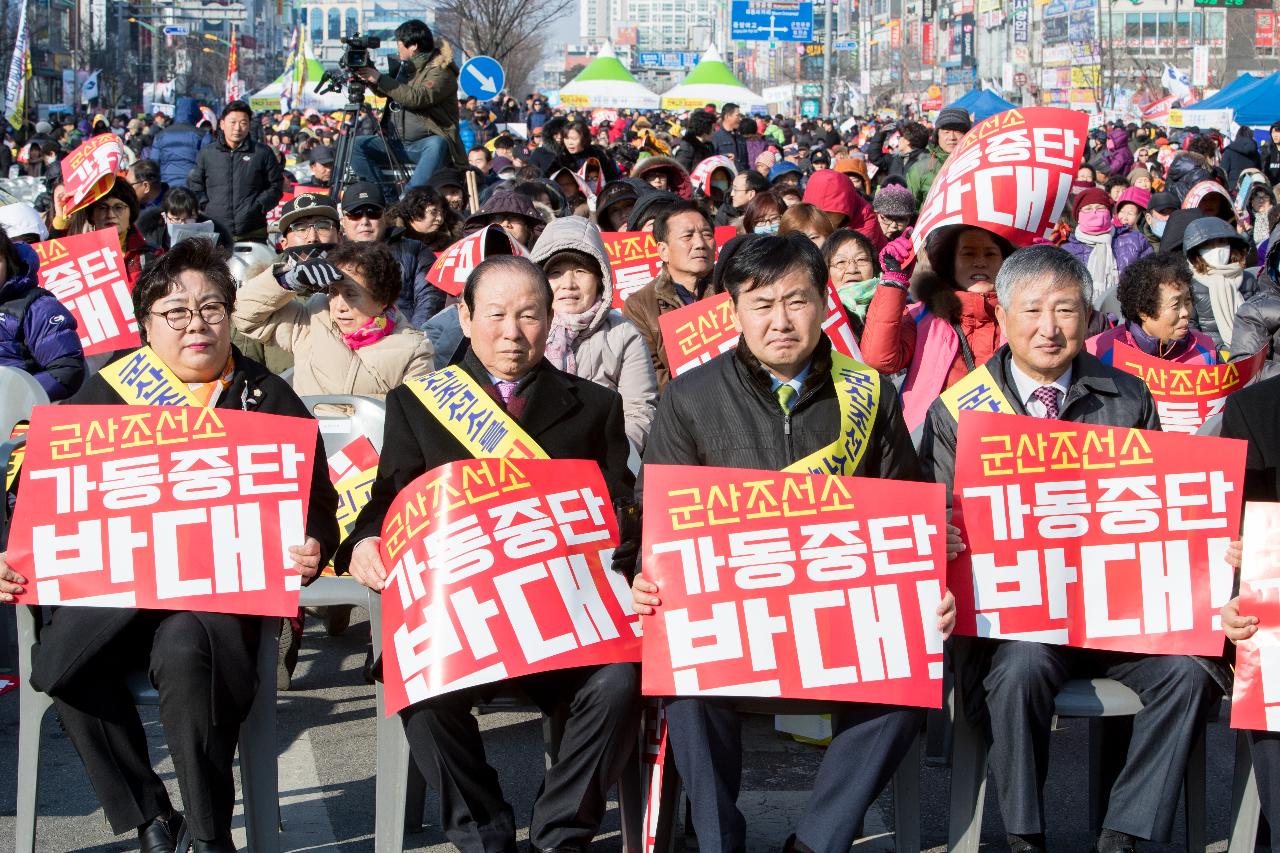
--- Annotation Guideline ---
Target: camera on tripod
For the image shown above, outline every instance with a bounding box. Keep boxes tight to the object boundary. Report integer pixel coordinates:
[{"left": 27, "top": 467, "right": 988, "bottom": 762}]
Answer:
[
  {"left": 339, "top": 33, "right": 380, "bottom": 70},
  {"left": 315, "top": 32, "right": 383, "bottom": 104}
]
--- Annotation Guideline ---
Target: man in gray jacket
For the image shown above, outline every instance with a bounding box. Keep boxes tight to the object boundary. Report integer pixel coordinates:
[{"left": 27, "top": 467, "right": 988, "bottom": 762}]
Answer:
[{"left": 919, "top": 245, "right": 1220, "bottom": 853}]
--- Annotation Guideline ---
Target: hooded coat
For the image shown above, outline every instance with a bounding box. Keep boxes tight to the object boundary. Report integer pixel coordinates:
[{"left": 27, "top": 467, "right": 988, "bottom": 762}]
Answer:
[
  {"left": 372, "top": 42, "right": 466, "bottom": 168},
  {"left": 1165, "top": 153, "right": 1215, "bottom": 205},
  {"left": 152, "top": 97, "right": 208, "bottom": 187},
  {"left": 1227, "top": 224, "right": 1280, "bottom": 372},
  {"left": 529, "top": 216, "right": 659, "bottom": 451},
  {"left": 0, "top": 241, "right": 86, "bottom": 400},
  {"left": 802, "top": 170, "right": 887, "bottom": 251},
  {"left": 631, "top": 155, "right": 693, "bottom": 200},
  {"left": 1221, "top": 134, "right": 1262, "bottom": 191},
  {"left": 1106, "top": 127, "right": 1134, "bottom": 178}
]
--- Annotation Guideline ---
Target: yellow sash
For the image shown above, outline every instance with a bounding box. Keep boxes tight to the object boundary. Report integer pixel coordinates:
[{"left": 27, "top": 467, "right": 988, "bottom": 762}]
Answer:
[
  {"left": 101, "top": 347, "right": 204, "bottom": 407},
  {"left": 783, "top": 352, "right": 882, "bottom": 477},
  {"left": 938, "top": 364, "right": 1017, "bottom": 421},
  {"left": 404, "top": 367, "right": 550, "bottom": 460}
]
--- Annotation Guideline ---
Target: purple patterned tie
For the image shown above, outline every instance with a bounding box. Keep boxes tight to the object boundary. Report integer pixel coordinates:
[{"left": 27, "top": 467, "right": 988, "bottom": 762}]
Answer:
[
  {"left": 496, "top": 380, "right": 518, "bottom": 405},
  {"left": 1031, "top": 385, "right": 1060, "bottom": 419}
]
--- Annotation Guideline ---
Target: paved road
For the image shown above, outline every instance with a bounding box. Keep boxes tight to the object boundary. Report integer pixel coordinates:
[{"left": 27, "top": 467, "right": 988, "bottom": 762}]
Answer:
[{"left": 0, "top": 610, "right": 1250, "bottom": 851}]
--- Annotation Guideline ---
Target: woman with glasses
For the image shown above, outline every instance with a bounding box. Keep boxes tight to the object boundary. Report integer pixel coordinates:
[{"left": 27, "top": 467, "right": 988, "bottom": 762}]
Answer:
[
  {"left": 0, "top": 239, "right": 340, "bottom": 853},
  {"left": 387, "top": 185, "right": 463, "bottom": 252},
  {"left": 61, "top": 177, "right": 162, "bottom": 285}
]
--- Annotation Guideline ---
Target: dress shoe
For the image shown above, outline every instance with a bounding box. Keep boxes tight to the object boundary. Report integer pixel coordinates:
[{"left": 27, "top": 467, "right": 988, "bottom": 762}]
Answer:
[
  {"left": 192, "top": 839, "right": 237, "bottom": 852},
  {"left": 138, "top": 812, "right": 185, "bottom": 853}
]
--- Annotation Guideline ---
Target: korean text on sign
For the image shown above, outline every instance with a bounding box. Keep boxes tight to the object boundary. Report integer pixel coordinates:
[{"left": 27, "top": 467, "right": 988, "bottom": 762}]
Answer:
[
  {"left": 427, "top": 226, "right": 530, "bottom": 297},
  {"left": 1110, "top": 343, "right": 1265, "bottom": 433},
  {"left": 378, "top": 458, "right": 640, "bottom": 715},
  {"left": 33, "top": 229, "right": 140, "bottom": 357},
  {"left": 951, "top": 410, "right": 1245, "bottom": 655},
  {"left": 641, "top": 465, "right": 947, "bottom": 707},
  {"left": 1231, "top": 503, "right": 1280, "bottom": 732},
  {"left": 912, "top": 107, "right": 1088, "bottom": 253},
  {"left": 602, "top": 227, "right": 738, "bottom": 309},
  {"left": 6, "top": 405, "right": 319, "bottom": 617},
  {"left": 62, "top": 134, "right": 127, "bottom": 215}
]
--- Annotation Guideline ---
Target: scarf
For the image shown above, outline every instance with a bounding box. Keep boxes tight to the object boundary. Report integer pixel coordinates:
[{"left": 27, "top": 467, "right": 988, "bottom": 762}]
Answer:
[
  {"left": 186, "top": 356, "right": 235, "bottom": 407},
  {"left": 1074, "top": 225, "right": 1119, "bottom": 311},
  {"left": 544, "top": 298, "right": 608, "bottom": 374},
  {"left": 1196, "top": 261, "right": 1246, "bottom": 348},
  {"left": 836, "top": 277, "right": 879, "bottom": 320},
  {"left": 341, "top": 312, "right": 395, "bottom": 350}
]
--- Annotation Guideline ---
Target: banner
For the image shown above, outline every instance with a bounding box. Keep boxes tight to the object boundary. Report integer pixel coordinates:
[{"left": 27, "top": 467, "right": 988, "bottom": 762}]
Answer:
[
  {"left": 1110, "top": 344, "right": 1265, "bottom": 433},
  {"left": 62, "top": 134, "right": 128, "bottom": 215},
  {"left": 601, "top": 227, "right": 737, "bottom": 307},
  {"left": 6, "top": 405, "right": 318, "bottom": 616},
  {"left": 3, "top": 0, "right": 29, "bottom": 131},
  {"left": 951, "top": 410, "right": 1244, "bottom": 655},
  {"left": 1231, "top": 503, "right": 1280, "bottom": 731},
  {"left": 913, "top": 107, "right": 1089, "bottom": 254},
  {"left": 657, "top": 284, "right": 862, "bottom": 378},
  {"left": 32, "top": 229, "right": 140, "bottom": 357},
  {"left": 426, "top": 226, "right": 531, "bottom": 297},
  {"left": 640, "top": 465, "right": 947, "bottom": 705},
  {"left": 379, "top": 458, "right": 640, "bottom": 715},
  {"left": 329, "top": 434, "right": 379, "bottom": 543}
]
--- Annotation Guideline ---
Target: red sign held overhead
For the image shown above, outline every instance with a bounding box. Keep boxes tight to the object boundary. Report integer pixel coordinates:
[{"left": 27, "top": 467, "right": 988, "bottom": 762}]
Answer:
[
  {"left": 378, "top": 458, "right": 640, "bottom": 715},
  {"left": 427, "top": 226, "right": 530, "bottom": 297},
  {"left": 6, "top": 405, "right": 319, "bottom": 617},
  {"left": 61, "top": 134, "right": 127, "bottom": 215},
  {"left": 32, "top": 229, "right": 141, "bottom": 357},
  {"left": 641, "top": 464, "right": 948, "bottom": 706},
  {"left": 951, "top": 410, "right": 1245, "bottom": 656}
]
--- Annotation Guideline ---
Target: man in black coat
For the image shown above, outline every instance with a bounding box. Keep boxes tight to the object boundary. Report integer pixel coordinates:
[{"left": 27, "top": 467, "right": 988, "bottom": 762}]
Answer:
[
  {"left": 919, "top": 245, "right": 1220, "bottom": 853},
  {"left": 188, "top": 100, "right": 284, "bottom": 242},
  {"left": 711, "top": 103, "right": 750, "bottom": 172},
  {"left": 630, "top": 233, "right": 960, "bottom": 853},
  {"left": 337, "top": 255, "right": 639, "bottom": 853}
]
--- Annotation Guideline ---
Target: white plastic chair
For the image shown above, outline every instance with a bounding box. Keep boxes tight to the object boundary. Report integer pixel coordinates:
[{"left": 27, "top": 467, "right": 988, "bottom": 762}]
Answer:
[
  {"left": 299, "top": 394, "right": 388, "bottom": 457},
  {"left": 0, "top": 365, "right": 49, "bottom": 440}
]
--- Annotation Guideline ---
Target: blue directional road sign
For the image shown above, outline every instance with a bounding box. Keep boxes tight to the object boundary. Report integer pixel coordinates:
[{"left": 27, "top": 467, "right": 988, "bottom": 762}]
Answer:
[
  {"left": 730, "top": 0, "right": 814, "bottom": 42},
  {"left": 459, "top": 55, "right": 505, "bottom": 101}
]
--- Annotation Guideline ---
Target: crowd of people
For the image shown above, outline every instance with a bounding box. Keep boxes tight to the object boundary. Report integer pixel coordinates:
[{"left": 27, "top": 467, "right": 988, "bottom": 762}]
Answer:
[{"left": 2, "top": 18, "right": 1280, "bottom": 853}]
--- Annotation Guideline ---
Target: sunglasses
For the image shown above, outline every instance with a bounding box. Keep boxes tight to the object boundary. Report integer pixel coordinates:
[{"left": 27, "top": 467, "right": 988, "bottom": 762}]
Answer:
[{"left": 343, "top": 207, "right": 383, "bottom": 221}]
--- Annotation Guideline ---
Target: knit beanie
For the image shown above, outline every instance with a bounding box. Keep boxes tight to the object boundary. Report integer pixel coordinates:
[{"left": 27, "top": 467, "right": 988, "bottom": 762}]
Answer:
[{"left": 873, "top": 184, "right": 917, "bottom": 219}]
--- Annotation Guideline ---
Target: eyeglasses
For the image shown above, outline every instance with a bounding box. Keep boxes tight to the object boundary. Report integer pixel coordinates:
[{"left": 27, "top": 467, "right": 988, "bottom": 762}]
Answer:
[
  {"left": 344, "top": 207, "right": 383, "bottom": 221},
  {"left": 287, "top": 219, "right": 336, "bottom": 235},
  {"left": 829, "top": 257, "right": 868, "bottom": 271},
  {"left": 150, "top": 302, "right": 229, "bottom": 330}
]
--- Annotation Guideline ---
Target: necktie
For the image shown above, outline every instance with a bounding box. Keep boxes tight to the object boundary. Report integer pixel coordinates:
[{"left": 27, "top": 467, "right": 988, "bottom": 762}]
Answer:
[
  {"left": 775, "top": 383, "right": 796, "bottom": 414},
  {"left": 1031, "top": 385, "right": 1060, "bottom": 419},
  {"left": 496, "top": 380, "right": 518, "bottom": 406}
]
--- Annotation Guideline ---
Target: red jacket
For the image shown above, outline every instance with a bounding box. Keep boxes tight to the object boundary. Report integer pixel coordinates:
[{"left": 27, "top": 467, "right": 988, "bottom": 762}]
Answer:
[{"left": 802, "top": 170, "right": 887, "bottom": 252}]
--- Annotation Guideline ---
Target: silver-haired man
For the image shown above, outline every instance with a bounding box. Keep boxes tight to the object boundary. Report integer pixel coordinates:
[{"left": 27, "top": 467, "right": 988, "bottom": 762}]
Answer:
[{"left": 919, "top": 245, "right": 1222, "bottom": 853}]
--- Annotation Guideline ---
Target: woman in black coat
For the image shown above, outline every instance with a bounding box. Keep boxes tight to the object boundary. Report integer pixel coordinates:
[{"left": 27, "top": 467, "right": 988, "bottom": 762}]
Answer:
[{"left": 0, "top": 239, "right": 340, "bottom": 853}]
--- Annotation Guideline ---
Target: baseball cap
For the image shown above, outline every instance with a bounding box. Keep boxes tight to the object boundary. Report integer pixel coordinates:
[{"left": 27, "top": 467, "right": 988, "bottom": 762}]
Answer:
[
  {"left": 308, "top": 144, "right": 335, "bottom": 166},
  {"left": 339, "top": 182, "right": 386, "bottom": 212},
  {"left": 276, "top": 193, "right": 339, "bottom": 232}
]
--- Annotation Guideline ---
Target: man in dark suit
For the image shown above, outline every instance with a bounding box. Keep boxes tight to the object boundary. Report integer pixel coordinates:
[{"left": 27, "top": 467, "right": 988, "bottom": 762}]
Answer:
[
  {"left": 336, "top": 255, "right": 639, "bottom": 853},
  {"left": 920, "top": 245, "right": 1222, "bottom": 853}
]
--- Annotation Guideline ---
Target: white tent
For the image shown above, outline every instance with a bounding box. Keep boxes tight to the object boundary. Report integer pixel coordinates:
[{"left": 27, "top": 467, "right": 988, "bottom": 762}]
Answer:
[
  {"left": 660, "top": 46, "right": 765, "bottom": 113},
  {"left": 559, "top": 42, "right": 660, "bottom": 110}
]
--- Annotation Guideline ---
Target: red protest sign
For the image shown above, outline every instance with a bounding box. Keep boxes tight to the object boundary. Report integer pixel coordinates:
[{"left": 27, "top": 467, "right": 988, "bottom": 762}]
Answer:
[
  {"left": 912, "top": 107, "right": 1089, "bottom": 253},
  {"left": 602, "top": 227, "right": 737, "bottom": 308},
  {"left": 1110, "top": 344, "right": 1265, "bottom": 433},
  {"left": 658, "top": 284, "right": 863, "bottom": 379},
  {"left": 32, "top": 229, "right": 141, "bottom": 357},
  {"left": 378, "top": 457, "right": 640, "bottom": 715},
  {"left": 1231, "top": 503, "right": 1280, "bottom": 731},
  {"left": 951, "top": 410, "right": 1244, "bottom": 655},
  {"left": 6, "top": 405, "right": 318, "bottom": 617},
  {"left": 62, "top": 135, "right": 127, "bottom": 215},
  {"left": 427, "top": 225, "right": 530, "bottom": 297},
  {"left": 640, "top": 464, "right": 947, "bottom": 706}
]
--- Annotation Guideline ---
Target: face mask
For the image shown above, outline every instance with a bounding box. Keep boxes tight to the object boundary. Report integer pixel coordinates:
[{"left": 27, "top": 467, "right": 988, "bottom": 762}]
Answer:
[
  {"left": 1150, "top": 218, "right": 1167, "bottom": 238},
  {"left": 1200, "top": 245, "right": 1233, "bottom": 268},
  {"left": 1078, "top": 209, "right": 1113, "bottom": 234},
  {"left": 754, "top": 221, "right": 780, "bottom": 235}
]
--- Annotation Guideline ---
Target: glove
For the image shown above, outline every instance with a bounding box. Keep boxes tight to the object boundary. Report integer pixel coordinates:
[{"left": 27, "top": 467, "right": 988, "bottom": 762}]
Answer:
[
  {"left": 878, "top": 228, "right": 915, "bottom": 289},
  {"left": 282, "top": 259, "right": 344, "bottom": 295}
]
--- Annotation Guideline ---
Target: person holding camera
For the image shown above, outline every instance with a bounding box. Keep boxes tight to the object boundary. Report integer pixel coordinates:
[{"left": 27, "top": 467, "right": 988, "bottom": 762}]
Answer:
[{"left": 348, "top": 20, "right": 465, "bottom": 194}]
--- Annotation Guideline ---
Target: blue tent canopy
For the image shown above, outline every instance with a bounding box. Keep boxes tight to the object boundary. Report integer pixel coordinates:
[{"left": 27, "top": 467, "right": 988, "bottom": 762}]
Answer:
[
  {"left": 1185, "top": 73, "right": 1262, "bottom": 110},
  {"left": 945, "top": 89, "right": 1018, "bottom": 121},
  {"left": 1221, "top": 71, "right": 1280, "bottom": 128}
]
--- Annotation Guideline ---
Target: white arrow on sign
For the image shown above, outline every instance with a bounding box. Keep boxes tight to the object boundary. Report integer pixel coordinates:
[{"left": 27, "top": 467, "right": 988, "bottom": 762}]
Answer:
[
  {"left": 467, "top": 64, "right": 498, "bottom": 94},
  {"left": 762, "top": 13, "right": 788, "bottom": 38}
]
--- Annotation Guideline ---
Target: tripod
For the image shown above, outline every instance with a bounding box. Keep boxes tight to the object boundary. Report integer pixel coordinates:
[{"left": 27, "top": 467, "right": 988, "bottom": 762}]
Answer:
[{"left": 317, "top": 73, "right": 412, "bottom": 201}]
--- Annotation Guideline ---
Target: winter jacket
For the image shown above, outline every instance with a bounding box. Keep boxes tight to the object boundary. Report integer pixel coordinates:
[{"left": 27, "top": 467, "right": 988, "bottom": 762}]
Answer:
[
  {"left": 1086, "top": 322, "right": 1216, "bottom": 366},
  {"left": 231, "top": 263, "right": 434, "bottom": 398},
  {"left": 906, "top": 144, "right": 947, "bottom": 206},
  {"left": 631, "top": 155, "right": 693, "bottom": 201},
  {"left": 527, "top": 142, "right": 574, "bottom": 177},
  {"left": 1221, "top": 136, "right": 1262, "bottom": 191},
  {"left": 672, "top": 133, "right": 716, "bottom": 174},
  {"left": 861, "top": 274, "right": 1005, "bottom": 433},
  {"left": 621, "top": 267, "right": 714, "bottom": 390},
  {"left": 711, "top": 127, "right": 749, "bottom": 172},
  {"left": 1189, "top": 267, "right": 1262, "bottom": 350},
  {"left": 645, "top": 334, "right": 921, "bottom": 482},
  {"left": 1262, "top": 135, "right": 1280, "bottom": 187},
  {"left": 527, "top": 107, "right": 551, "bottom": 131},
  {"left": 567, "top": 145, "right": 621, "bottom": 184},
  {"left": 0, "top": 241, "right": 85, "bottom": 400},
  {"left": 1106, "top": 127, "right": 1134, "bottom": 177},
  {"left": 152, "top": 97, "right": 208, "bottom": 188},
  {"left": 1060, "top": 226, "right": 1153, "bottom": 281},
  {"left": 529, "top": 216, "right": 659, "bottom": 451},
  {"left": 802, "top": 170, "right": 886, "bottom": 252},
  {"left": 1165, "top": 153, "right": 1215, "bottom": 205},
  {"left": 1228, "top": 224, "right": 1280, "bottom": 370},
  {"left": 188, "top": 133, "right": 284, "bottom": 239},
  {"left": 386, "top": 232, "right": 445, "bottom": 328},
  {"left": 372, "top": 44, "right": 465, "bottom": 168}
]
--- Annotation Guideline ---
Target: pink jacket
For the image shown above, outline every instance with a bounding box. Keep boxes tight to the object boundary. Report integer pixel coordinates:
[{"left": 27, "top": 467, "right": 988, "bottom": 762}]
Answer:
[{"left": 1086, "top": 325, "right": 1217, "bottom": 366}]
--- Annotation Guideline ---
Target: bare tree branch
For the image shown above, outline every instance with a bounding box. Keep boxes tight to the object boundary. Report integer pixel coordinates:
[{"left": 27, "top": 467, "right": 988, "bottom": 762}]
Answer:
[{"left": 435, "top": 0, "right": 575, "bottom": 92}]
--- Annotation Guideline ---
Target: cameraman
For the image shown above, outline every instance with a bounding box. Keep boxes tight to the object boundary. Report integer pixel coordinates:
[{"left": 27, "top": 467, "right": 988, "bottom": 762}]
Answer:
[{"left": 349, "top": 20, "right": 466, "bottom": 194}]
